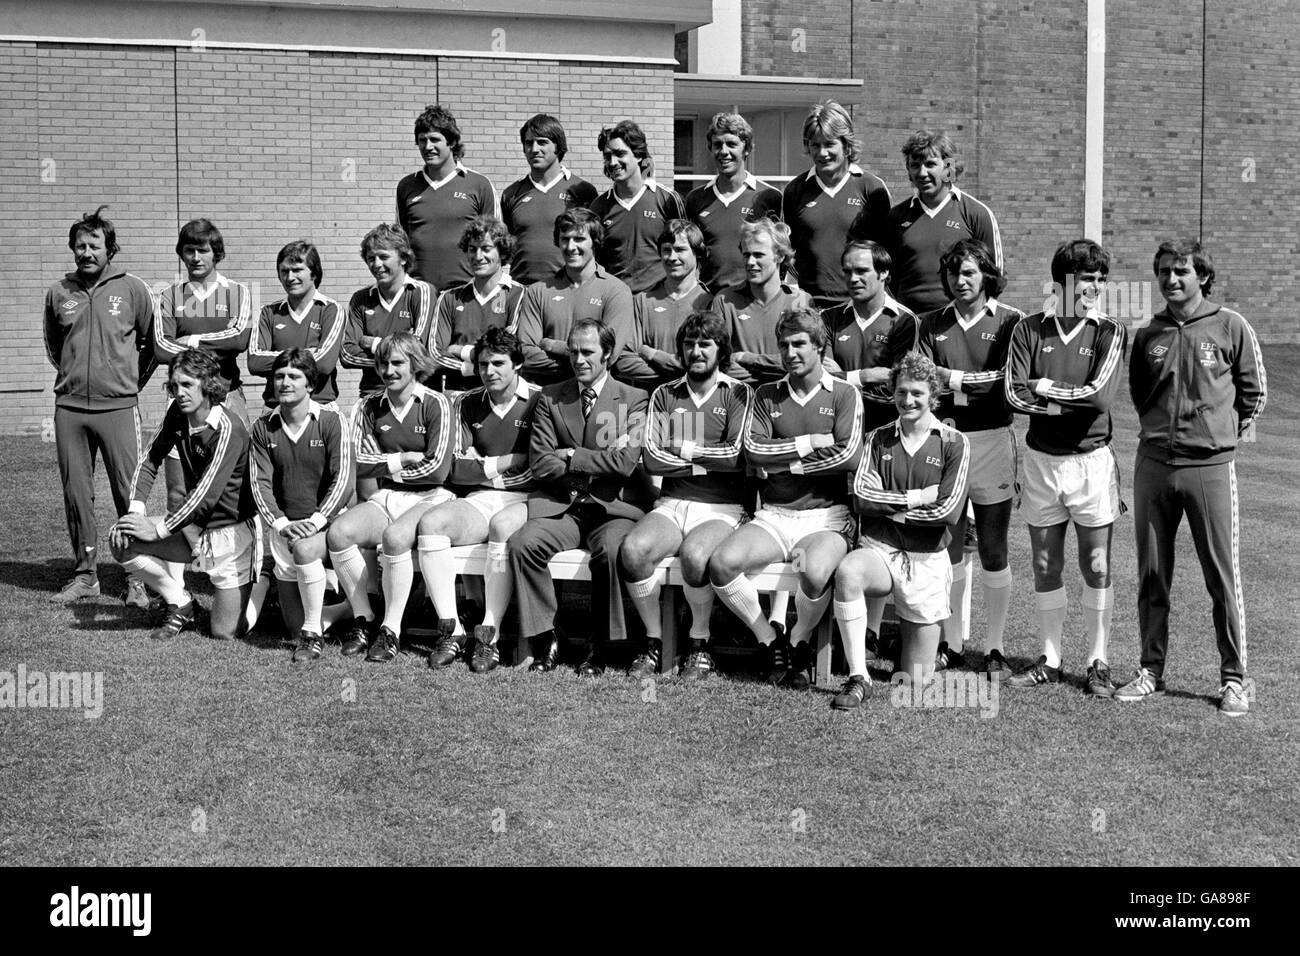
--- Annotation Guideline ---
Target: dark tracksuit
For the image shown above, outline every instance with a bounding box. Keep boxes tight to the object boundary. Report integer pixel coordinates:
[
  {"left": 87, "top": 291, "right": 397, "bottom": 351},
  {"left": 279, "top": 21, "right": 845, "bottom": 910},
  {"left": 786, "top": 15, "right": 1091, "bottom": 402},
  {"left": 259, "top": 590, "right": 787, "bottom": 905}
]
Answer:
[
  {"left": 43, "top": 264, "right": 158, "bottom": 578},
  {"left": 1129, "top": 302, "right": 1267, "bottom": 684}
]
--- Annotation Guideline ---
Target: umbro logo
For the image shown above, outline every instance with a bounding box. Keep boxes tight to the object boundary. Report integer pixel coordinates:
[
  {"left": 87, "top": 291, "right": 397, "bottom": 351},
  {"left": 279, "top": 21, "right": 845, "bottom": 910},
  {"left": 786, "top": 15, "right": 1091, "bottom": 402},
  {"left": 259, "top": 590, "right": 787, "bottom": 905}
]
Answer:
[
  {"left": 520, "top": 196, "right": 533, "bottom": 203},
  {"left": 738, "top": 313, "right": 751, "bottom": 322},
  {"left": 673, "top": 407, "right": 686, "bottom": 414},
  {"left": 882, "top": 453, "right": 892, "bottom": 461},
  {"left": 935, "top": 334, "right": 948, "bottom": 342},
  {"left": 770, "top": 410, "right": 782, "bottom": 419},
  {"left": 1041, "top": 345, "right": 1054, "bottom": 353},
  {"left": 275, "top": 323, "right": 287, "bottom": 330},
  {"left": 1151, "top": 345, "right": 1168, "bottom": 356},
  {"left": 61, "top": 300, "right": 78, "bottom": 311},
  {"left": 380, "top": 424, "right": 392, "bottom": 431},
  {"left": 456, "top": 305, "right": 465, "bottom": 312},
  {"left": 804, "top": 201, "right": 818, "bottom": 209},
  {"left": 365, "top": 309, "right": 375, "bottom": 315},
  {"left": 551, "top": 295, "right": 565, "bottom": 302},
  {"left": 838, "top": 334, "right": 851, "bottom": 341},
  {"left": 700, "top": 210, "right": 711, "bottom": 218},
  {"left": 654, "top": 306, "right": 667, "bottom": 313},
  {"left": 471, "top": 422, "right": 482, "bottom": 429}
]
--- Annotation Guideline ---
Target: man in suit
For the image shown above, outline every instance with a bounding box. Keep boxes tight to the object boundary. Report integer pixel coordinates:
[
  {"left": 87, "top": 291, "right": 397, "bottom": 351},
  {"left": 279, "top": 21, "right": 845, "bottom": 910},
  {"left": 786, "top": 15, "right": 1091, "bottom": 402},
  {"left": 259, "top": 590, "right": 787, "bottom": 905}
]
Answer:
[{"left": 508, "top": 316, "right": 651, "bottom": 675}]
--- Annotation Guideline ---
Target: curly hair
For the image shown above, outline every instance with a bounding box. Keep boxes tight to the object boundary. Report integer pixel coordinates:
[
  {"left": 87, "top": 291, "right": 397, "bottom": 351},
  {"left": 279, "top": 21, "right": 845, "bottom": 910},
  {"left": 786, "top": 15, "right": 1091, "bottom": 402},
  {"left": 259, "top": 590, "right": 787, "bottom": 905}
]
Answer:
[
  {"left": 458, "top": 216, "right": 516, "bottom": 262},
  {"left": 890, "top": 351, "right": 944, "bottom": 410}
]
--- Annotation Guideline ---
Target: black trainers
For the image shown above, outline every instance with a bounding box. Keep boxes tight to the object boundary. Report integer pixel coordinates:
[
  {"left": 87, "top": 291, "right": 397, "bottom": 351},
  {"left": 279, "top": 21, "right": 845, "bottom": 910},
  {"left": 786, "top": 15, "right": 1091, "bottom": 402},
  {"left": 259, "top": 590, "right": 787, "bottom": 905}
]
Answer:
[
  {"left": 627, "top": 638, "right": 662, "bottom": 678},
  {"left": 1007, "top": 654, "right": 1062, "bottom": 687},
  {"left": 1085, "top": 659, "right": 1116, "bottom": 698},
  {"left": 935, "top": 641, "right": 967, "bottom": 671},
  {"left": 761, "top": 636, "right": 791, "bottom": 686},
  {"left": 831, "top": 674, "right": 872, "bottom": 710},
  {"left": 983, "top": 649, "right": 1013, "bottom": 681},
  {"left": 681, "top": 644, "right": 714, "bottom": 681},
  {"left": 787, "top": 639, "right": 813, "bottom": 690},
  {"left": 340, "top": 618, "right": 374, "bottom": 657},
  {"left": 469, "top": 628, "right": 500, "bottom": 674},
  {"left": 149, "top": 601, "right": 195, "bottom": 641},
  {"left": 292, "top": 630, "right": 323, "bottom": 663},
  {"left": 53, "top": 575, "right": 100, "bottom": 603},
  {"left": 428, "top": 631, "right": 464, "bottom": 669},
  {"left": 366, "top": 625, "right": 400, "bottom": 663}
]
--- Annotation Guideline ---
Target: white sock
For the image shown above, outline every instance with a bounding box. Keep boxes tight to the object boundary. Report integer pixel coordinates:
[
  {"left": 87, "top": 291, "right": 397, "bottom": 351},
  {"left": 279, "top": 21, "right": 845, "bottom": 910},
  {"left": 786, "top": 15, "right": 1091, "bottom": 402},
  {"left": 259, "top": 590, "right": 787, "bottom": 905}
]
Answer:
[
  {"left": 768, "top": 589, "right": 790, "bottom": 629},
  {"left": 683, "top": 583, "right": 715, "bottom": 640},
  {"left": 416, "top": 534, "right": 462, "bottom": 634},
  {"left": 480, "top": 540, "right": 512, "bottom": 631},
  {"left": 1082, "top": 584, "right": 1112, "bottom": 666},
  {"left": 121, "top": 554, "right": 190, "bottom": 607},
  {"left": 865, "top": 596, "right": 886, "bottom": 637},
  {"left": 943, "top": 556, "right": 972, "bottom": 652},
  {"left": 380, "top": 549, "right": 415, "bottom": 634},
  {"left": 296, "top": 559, "right": 327, "bottom": 634},
  {"left": 1035, "top": 587, "right": 1068, "bottom": 668},
  {"left": 834, "top": 596, "right": 868, "bottom": 679},
  {"left": 626, "top": 573, "right": 662, "bottom": 639},
  {"left": 790, "top": 585, "right": 832, "bottom": 645},
  {"left": 983, "top": 565, "right": 1012, "bottom": 655},
  {"left": 166, "top": 561, "right": 186, "bottom": 589},
  {"left": 329, "top": 545, "right": 373, "bottom": 621},
  {"left": 715, "top": 574, "right": 775, "bottom": 644}
]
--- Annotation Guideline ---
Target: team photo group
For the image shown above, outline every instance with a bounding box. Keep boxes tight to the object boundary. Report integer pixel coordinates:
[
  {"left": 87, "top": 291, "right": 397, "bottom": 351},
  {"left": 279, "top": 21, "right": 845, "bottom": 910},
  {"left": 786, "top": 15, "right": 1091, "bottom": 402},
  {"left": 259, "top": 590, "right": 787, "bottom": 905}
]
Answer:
[{"left": 43, "top": 98, "right": 1266, "bottom": 717}]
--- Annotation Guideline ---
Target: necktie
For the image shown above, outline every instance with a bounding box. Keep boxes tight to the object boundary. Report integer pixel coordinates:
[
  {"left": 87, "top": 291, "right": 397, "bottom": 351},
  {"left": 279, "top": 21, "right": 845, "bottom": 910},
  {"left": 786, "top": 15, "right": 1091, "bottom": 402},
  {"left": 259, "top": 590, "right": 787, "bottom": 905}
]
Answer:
[{"left": 581, "top": 387, "right": 596, "bottom": 419}]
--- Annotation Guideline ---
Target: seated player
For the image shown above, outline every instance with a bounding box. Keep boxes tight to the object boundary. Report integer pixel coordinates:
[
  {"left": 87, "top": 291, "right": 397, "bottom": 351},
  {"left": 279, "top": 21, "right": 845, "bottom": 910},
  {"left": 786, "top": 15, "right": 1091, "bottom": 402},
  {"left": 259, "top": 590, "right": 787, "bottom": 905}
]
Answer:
[
  {"left": 618, "top": 219, "right": 714, "bottom": 392},
  {"left": 707, "top": 218, "right": 814, "bottom": 385},
  {"left": 589, "top": 120, "right": 687, "bottom": 293},
  {"left": 708, "top": 308, "right": 863, "bottom": 690},
  {"left": 508, "top": 317, "right": 651, "bottom": 676},
  {"left": 431, "top": 217, "right": 524, "bottom": 394},
  {"left": 340, "top": 223, "right": 435, "bottom": 398},
  {"left": 500, "top": 113, "right": 599, "bottom": 285},
  {"left": 110, "top": 348, "right": 257, "bottom": 642},
  {"left": 417, "top": 327, "right": 540, "bottom": 673},
  {"left": 684, "top": 111, "right": 783, "bottom": 292},
  {"left": 249, "top": 349, "right": 354, "bottom": 663},
  {"left": 513, "top": 207, "right": 636, "bottom": 386},
  {"left": 327, "top": 333, "right": 453, "bottom": 663},
  {"left": 247, "top": 240, "right": 345, "bottom": 411},
  {"left": 622, "top": 311, "right": 751, "bottom": 679},
  {"left": 918, "top": 238, "right": 1024, "bottom": 677},
  {"left": 783, "top": 100, "right": 891, "bottom": 310},
  {"left": 831, "top": 352, "right": 970, "bottom": 709},
  {"left": 1006, "top": 239, "right": 1126, "bottom": 695}
]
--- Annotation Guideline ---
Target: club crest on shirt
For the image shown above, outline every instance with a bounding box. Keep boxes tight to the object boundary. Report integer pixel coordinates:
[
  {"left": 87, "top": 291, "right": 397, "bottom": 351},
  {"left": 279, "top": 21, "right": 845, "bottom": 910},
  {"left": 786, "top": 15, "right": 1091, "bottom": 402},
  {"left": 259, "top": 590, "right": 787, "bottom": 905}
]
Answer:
[
  {"left": 946, "top": 219, "right": 962, "bottom": 229},
  {"left": 847, "top": 197, "right": 863, "bottom": 206},
  {"left": 819, "top": 406, "right": 834, "bottom": 416},
  {"left": 1199, "top": 342, "right": 1216, "bottom": 366},
  {"left": 926, "top": 455, "right": 942, "bottom": 466},
  {"left": 414, "top": 425, "right": 427, "bottom": 434},
  {"left": 1078, "top": 346, "right": 1094, "bottom": 357},
  {"left": 454, "top": 192, "right": 471, "bottom": 201},
  {"left": 589, "top": 298, "right": 603, "bottom": 307},
  {"left": 108, "top": 296, "right": 123, "bottom": 316}
]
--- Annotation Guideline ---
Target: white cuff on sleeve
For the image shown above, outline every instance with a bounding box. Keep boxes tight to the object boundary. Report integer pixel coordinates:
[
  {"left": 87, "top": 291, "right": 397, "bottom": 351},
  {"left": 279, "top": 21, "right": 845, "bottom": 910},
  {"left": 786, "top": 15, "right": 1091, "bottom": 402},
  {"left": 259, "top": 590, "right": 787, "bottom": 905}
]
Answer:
[
  {"left": 154, "top": 519, "right": 171, "bottom": 539},
  {"left": 309, "top": 512, "right": 327, "bottom": 531},
  {"left": 128, "top": 501, "right": 147, "bottom": 515},
  {"left": 386, "top": 453, "right": 403, "bottom": 476},
  {"left": 795, "top": 435, "right": 814, "bottom": 458},
  {"left": 1034, "top": 378, "right": 1054, "bottom": 397},
  {"left": 948, "top": 369, "right": 965, "bottom": 392},
  {"left": 484, "top": 456, "right": 501, "bottom": 479},
  {"left": 906, "top": 489, "right": 924, "bottom": 509},
  {"left": 678, "top": 440, "right": 698, "bottom": 461},
  {"left": 272, "top": 516, "right": 290, "bottom": 533}
]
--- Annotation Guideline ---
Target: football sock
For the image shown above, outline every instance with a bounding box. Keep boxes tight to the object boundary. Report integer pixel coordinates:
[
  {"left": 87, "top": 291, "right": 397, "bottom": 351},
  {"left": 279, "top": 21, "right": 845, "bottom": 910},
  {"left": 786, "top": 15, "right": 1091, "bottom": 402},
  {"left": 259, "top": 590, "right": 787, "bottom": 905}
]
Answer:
[
  {"left": 1035, "top": 586, "right": 1068, "bottom": 668},
  {"left": 682, "top": 583, "right": 715, "bottom": 641},
  {"left": 982, "top": 565, "right": 1012, "bottom": 655},
  {"left": 480, "top": 541, "right": 512, "bottom": 632},
  {"left": 834, "top": 596, "right": 869, "bottom": 679},
  {"left": 121, "top": 554, "right": 190, "bottom": 608},
  {"left": 1082, "top": 584, "right": 1112, "bottom": 666},
  {"left": 296, "top": 559, "right": 327, "bottom": 635},
  {"left": 415, "top": 534, "right": 463, "bottom": 635},
  {"left": 626, "top": 573, "right": 662, "bottom": 639},
  {"left": 790, "top": 585, "right": 832, "bottom": 645},
  {"left": 379, "top": 549, "right": 415, "bottom": 635},
  {"left": 329, "top": 545, "right": 373, "bottom": 622},
  {"left": 715, "top": 573, "right": 775, "bottom": 644},
  {"left": 942, "top": 556, "right": 972, "bottom": 653}
]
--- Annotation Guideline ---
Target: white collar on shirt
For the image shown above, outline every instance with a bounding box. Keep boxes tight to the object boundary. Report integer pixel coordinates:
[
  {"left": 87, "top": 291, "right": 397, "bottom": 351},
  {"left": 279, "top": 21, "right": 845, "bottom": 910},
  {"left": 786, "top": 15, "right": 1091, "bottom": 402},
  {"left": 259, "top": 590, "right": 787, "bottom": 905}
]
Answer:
[
  {"left": 285, "top": 292, "right": 324, "bottom": 325},
  {"left": 375, "top": 276, "right": 418, "bottom": 312},
  {"left": 275, "top": 400, "right": 322, "bottom": 442},
  {"left": 950, "top": 297, "right": 1001, "bottom": 332},
  {"left": 711, "top": 172, "right": 758, "bottom": 206},
  {"left": 472, "top": 273, "right": 517, "bottom": 307},
  {"left": 186, "top": 272, "right": 230, "bottom": 303},
  {"left": 914, "top": 185, "right": 962, "bottom": 219},
  {"left": 529, "top": 165, "right": 573, "bottom": 193},
  {"left": 806, "top": 163, "right": 864, "bottom": 198},
  {"left": 673, "top": 371, "right": 740, "bottom": 408},
  {"left": 854, "top": 295, "right": 904, "bottom": 330},
  {"left": 781, "top": 370, "right": 836, "bottom": 406},
  {"left": 612, "top": 181, "right": 655, "bottom": 212},
  {"left": 422, "top": 162, "right": 467, "bottom": 190}
]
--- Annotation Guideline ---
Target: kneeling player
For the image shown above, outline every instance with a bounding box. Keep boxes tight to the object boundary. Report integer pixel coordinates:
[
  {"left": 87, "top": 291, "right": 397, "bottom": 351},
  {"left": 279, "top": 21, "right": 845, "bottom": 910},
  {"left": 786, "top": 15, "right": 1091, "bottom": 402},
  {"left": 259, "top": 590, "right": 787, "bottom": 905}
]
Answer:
[
  {"left": 622, "top": 311, "right": 751, "bottom": 679},
  {"left": 831, "top": 353, "right": 970, "bottom": 709},
  {"left": 708, "top": 308, "right": 863, "bottom": 689},
  {"left": 418, "top": 327, "right": 540, "bottom": 672},
  {"left": 327, "top": 333, "right": 453, "bottom": 663},
  {"left": 249, "top": 349, "right": 354, "bottom": 662},
  {"left": 1006, "top": 239, "right": 1126, "bottom": 694},
  {"left": 110, "top": 349, "right": 258, "bottom": 642}
]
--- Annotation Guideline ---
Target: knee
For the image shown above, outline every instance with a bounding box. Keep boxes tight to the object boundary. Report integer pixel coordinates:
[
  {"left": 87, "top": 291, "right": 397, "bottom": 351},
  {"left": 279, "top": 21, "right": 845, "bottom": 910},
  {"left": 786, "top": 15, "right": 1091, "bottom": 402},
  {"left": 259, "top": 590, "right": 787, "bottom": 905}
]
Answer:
[
  {"left": 380, "top": 526, "right": 411, "bottom": 556},
  {"left": 1083, "top": 546, "right": 1109, "bottom": 586},
  {"left": 1032, "top": 549, "right": 1063, "bottom": 583},
  {"left": 834, "top": 559, "right": 864, "bottom": 596},
  {"left": 290, "top": 539, "right": 317, "bottom": 565},
  {"left": 619, "top": 534, "right": 655, "bottom": 577},
  {"left": 487, "top": 513, "right": 518, "bottom": 543},
  {"left": 708, "top": 545, "right": 741, "bottom": 585},
  {"left": 977, "top": 539, "right": 1008, "bottom": 571},
  {"left": 678, "top": 544, "right": 710, "bottom": 585},
  {"left": 325, "top": 524, "right": 347, "bottom": 551}
]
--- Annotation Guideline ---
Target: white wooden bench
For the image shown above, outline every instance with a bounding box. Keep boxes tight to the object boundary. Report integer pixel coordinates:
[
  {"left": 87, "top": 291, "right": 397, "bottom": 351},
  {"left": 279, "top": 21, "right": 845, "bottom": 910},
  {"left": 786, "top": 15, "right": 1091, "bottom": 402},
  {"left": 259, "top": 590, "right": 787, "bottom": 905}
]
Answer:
[{"left": 446, "top": 544, "right": 835, "bottom": 686}]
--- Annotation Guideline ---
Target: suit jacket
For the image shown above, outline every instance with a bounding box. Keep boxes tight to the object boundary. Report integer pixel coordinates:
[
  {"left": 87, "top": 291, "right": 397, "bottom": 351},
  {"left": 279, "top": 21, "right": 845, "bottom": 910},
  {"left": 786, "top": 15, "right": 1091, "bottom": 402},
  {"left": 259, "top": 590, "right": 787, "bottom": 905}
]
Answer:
[{"left": 528, "top": 376, "right": 652, "bottom": 521}]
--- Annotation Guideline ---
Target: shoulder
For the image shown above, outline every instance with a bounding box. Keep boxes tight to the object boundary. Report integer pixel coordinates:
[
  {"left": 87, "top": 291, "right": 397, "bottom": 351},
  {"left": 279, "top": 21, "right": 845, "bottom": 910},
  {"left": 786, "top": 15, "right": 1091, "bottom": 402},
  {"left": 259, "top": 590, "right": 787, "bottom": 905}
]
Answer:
[
  {"left": 348, "top": 286, "right": 372, "bottom": 309},
  {"left": 396, "top": 171, "right": 423, "bottom": 192},
  {"left": 501, "top": 177, "right": 529, "bottom": 203},
  {"left": 612, "top": 379, "right": 649, "bottom": 405},
  {"left": 458, "top": 166, "right": 495, "bottom": 189},
  {"left": 937, "top": 420, "right": 969, "bottom": 448},
  {"left": 956, "top": 189, "right": 998, "bottom": 221}
]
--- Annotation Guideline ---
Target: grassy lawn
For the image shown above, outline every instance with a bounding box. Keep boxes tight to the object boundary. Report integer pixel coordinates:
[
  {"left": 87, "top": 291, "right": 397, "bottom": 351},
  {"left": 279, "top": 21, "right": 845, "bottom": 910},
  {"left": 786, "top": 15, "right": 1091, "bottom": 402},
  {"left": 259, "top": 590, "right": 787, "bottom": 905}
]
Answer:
[{"left": 1, "top": 349, "right": 1297, "bottom": 867}]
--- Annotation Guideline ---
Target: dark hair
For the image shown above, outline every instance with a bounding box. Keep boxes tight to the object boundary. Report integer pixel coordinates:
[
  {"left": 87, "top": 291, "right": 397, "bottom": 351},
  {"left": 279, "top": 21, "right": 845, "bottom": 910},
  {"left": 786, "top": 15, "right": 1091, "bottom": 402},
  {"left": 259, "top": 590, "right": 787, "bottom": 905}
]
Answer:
[
  {"left": 374, "top": 331, "right": 437, "bottom": 378},
  {"left": 68, "top": 205, "right": 119, "bottom": 260},
  {"left": 360, "top": 223, "right": 414, "bottom": 273},
  {"left": 459, "top": 216, "right": 516, "bottom": 261},
  {"left": 775, "top": 306, "right": 830, "bottom": 352},
  {"left": 1050, "top": 239, "right": 1111, "bottom": 291},
  {"left": 568, "top": 316, "right": 617, "bottom": 358},
  {"left": 553, "top": 207, "right": 605, "bottom": 249},
  {"left": 414, "top": 104, "right": 464, "bottom": 161},
  {"left": 657, "top": 219, "right": 706, "bottom": 261},
  {"left": 599, "top": 120, "right": 653, "bottom": 176},
  {"left": 841, "top": 238, "right": 892, "bottom": 278},
  {"left": 900, "top": 129, "right": 965, "bottom": 181},
  {"left": 277, "top": 240, "right": 323, "bottom": 287},
  {"left": 170, "top": 347, "right": 228, "bottom": 406},
  {"left": 676, "top": 311, "right": 732, "bottom": 369},
  {"left": 940, "top": 239, "right": 1005, "bottom": 300},
  {"left": 271, "top": 347, "right": 320, "bottom": 392},
  {"left": 473, "top": 326, "right": 525, "bottom": 368},
  {"left": 176, "top": 218, "right": 226, "bottom": 263},
  {"left": 1153, "top": 238, "right": 1215, "bottom": 296},
  {"left": 520, "top": 113, "right": 568, "bottom": 161},
  {"left": 890, "top": 351, "right": 944, "bottom": 409}
]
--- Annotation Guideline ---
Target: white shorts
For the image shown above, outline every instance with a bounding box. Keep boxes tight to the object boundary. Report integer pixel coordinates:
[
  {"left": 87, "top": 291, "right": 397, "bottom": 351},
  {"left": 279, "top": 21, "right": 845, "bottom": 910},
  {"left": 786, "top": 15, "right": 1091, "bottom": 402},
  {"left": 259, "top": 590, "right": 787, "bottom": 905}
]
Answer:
[
  {"left": 751, "top": 504, "right": 855, "bottom": 559},
  {"left": 650, "top": 496, "right": 746, "bottom": 536},
  {"left": 267, "top": 525, "right": 328, "bottom": 581},
  {"left": 367, "top": 486, "right": 456, "bottom": 523},
  {"left": 965, "top": 427, "right": 1018, "bottom": 505},
  {"left": 861, "top": 536, "right": 952, "bottom": 625},
  {"left": 462, "top": 489, "right": 529, "bottom": 524},
  {"left": 1021, "top": 444, "right": 1121, "bottom": 528},
  {"left": 190, "top": 518, "right": 261, "bottom": 589}
]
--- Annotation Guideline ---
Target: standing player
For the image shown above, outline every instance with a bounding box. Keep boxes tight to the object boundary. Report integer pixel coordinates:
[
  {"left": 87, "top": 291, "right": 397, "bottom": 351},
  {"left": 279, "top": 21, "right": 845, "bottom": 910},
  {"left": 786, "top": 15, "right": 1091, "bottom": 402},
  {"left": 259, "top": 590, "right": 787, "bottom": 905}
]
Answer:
[
  {"left": 500, "top": 114, "right": 598, "bottom": 285},
  {"left": 340, "top": 223, "right": 435, "bottom": 397},
  {"left": 707, "top": 218, "right": 814, "bottom": 385},
  {"left": 708, "top": 309, "right": 863, "bottom": 690},
  {"left": 918, "top": 239, "right": 1023, "bottom": 676},
  {"left": 44, "top": 205, "right": 157, "bottom": 603},
  {"left": 684, "top": 112, "right": 783, "bottom": 292},
  {"left": 621, "top": 311, "right": 751, "bottom": 679},
  {"left": 396, "top": 104, "right": 499, "bottom": 291},
  {"left": 782, "top": 101, "right": 891, "bottom": 309},
  {"left": 857, "top": 130, "right": 1002, "bottom": 315},
  {"left": 247, "top": 241, "right": 345, "bottom": 411},
  {"left": 619, "top": 219, "right": 714, "bottom": 392},
  {"left": 430, "top": 217, "right": 524, "bottom": 393},
  {"left": 1116, "top": 240, "right": 1266, "bottom": 717},
  {"left": 326, "top": 333, "right": 453, "bottom": 663},
  {"left": 507, "top": 318, "right": 651, "bottom": 676},
  {"left": 513, "top": 208, "right": 637, "bottom": 386},
  {"left": 1005, "top": 240, "right": 1126, "bottom": 694},
  {"left": 417, "top": 327, "right": 540, "bottom": 672},
  {"left": 832, "top": 352, "right": 970, "bottom": 709},
  {"left": 589, "top": 120, "right": 687, "bottom": 294},
  {"left": 110, "top": 348, "right": 257, "bottom": 642}
]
